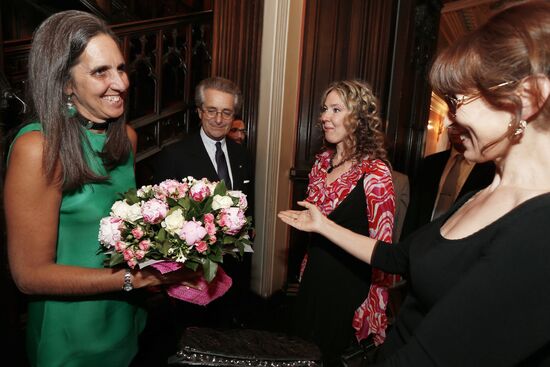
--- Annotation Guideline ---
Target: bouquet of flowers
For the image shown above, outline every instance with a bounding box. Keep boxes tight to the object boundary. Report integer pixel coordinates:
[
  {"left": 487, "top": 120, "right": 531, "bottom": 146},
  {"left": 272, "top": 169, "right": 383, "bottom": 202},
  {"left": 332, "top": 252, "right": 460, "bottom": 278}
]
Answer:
[{"left": 98, "top": 177, "right": 253, "bottom": 304}]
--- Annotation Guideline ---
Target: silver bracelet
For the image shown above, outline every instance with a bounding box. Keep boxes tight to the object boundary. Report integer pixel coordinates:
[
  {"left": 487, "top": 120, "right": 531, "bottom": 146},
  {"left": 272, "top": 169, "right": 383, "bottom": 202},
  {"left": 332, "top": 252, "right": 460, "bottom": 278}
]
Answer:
[{"left": 122, "top": 269, "right": 134, "bottom": 292}]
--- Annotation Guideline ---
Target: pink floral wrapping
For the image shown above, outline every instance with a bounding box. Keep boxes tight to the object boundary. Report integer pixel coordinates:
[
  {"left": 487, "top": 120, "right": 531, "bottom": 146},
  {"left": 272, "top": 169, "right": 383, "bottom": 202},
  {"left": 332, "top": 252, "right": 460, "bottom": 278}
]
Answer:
[
  {"left": 150, "top": 261, "right": 232, "bottom": 306},
  {"left": 304, "top": 151, "right": 398, "bottom": 346}
]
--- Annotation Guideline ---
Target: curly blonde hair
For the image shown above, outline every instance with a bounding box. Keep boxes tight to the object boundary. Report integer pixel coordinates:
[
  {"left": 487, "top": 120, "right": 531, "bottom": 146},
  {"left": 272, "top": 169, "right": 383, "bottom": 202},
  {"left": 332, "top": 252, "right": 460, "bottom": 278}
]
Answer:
[{"left": 319, "top": 79, "right": 389, "bottom": 166}]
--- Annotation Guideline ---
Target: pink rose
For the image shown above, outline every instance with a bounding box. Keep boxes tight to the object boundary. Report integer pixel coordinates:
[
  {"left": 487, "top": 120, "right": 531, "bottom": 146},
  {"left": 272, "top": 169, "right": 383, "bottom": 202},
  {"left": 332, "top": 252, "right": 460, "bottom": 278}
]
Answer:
[
  {"left": 138, "top": 239, "right": 151, "bottom": 251},
  {"left": 141, "top": 198, "right": 168, "bottom": 224},
  {"left": 189, "top": 180, "right": 211, "bottom": 202},
  {"left": 195, "top": 240, "right": 209, "bottom": 253},
  {"left": 135, "top": 249, "right": 146, "bottom": 260},
  {"left": 123, "top": 248, "right": 135, "bottom": 261},
  {"left": 157, "top": 179, "right": 189, "bottom": 199},
  {"left": 203, "top": 213, "right": 217, "bottom": 236},
  {"left": 114, "top": 241, "right": 128, "bottom": 252},
  {"left": 208, "top": 235, "right": 217, "bottom": 244},
  {"left": 178, "top": 220, "right": 207, "bottom": 245},
  {"left": 203, "top": 213, "right": 215, "bottom": 224},
  {"left": 127, "top": 258, "right": 138, "bottom": 268},
  {"left": 228, "top": 190, "right": 248, "bottom": 211},
  {"left": 217, "top": 207, "right": 246, "bottom": 235},
  {"left": 131, "top": 226, "right": 144, "bottom": 240}
]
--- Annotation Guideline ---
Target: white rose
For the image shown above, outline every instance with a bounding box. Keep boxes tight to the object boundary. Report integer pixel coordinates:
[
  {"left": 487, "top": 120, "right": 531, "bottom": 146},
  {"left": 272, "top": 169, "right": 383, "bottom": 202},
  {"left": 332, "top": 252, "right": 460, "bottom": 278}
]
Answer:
[
  {"left": 228, "top": 190, "right": 248, "bottom": 210},
  {"left": 126, "top": 203, "right": 143, "bottom": 222},
  {"left": 111, "top": 200, "right": 142, "bottom": 222},
  {"left": 162, "top": 208, "right": 185, "bottom": 234},
  {"left": 206, "top": 181, "right": 218, "bottom": 194},
  {"left": 212, "top": 194, "right": 233, "bottom": 210},
  {"left": 137, "top": 185, "right": 153, "bottom": 197}
]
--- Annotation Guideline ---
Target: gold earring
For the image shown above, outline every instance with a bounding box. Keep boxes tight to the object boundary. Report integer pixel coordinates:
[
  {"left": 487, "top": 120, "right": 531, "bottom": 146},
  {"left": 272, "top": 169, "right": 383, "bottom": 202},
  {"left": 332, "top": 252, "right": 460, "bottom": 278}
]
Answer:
[{"left": 514, "top": 119, "right": 527, "bottom": 136}]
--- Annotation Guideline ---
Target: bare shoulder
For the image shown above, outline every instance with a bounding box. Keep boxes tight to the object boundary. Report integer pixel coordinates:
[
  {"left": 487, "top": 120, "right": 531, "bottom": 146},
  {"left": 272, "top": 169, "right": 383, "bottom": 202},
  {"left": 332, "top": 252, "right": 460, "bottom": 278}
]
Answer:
[
  {"left": 7, "top": 130, "right": 45, "bottom": 166},
  {"left": 125, "top": 123, "right": 138, "bottom": 151},
  {"left": 4, "top": 128, "right": 61, "bottom": 204}
]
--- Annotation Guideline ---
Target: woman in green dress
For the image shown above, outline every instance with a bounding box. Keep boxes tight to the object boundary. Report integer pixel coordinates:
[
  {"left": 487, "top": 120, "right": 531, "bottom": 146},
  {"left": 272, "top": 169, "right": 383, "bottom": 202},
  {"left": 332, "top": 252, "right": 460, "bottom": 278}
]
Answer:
[{"left": 4, "top": 10, "right": 197, "bottom": 367}]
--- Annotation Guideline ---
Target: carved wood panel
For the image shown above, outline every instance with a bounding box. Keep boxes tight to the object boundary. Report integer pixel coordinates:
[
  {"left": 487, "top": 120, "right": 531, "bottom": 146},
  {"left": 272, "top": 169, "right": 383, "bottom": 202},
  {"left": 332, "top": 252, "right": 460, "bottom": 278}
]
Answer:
[{"left": 113, "top": 13, "right": 214, "bottom": 185}]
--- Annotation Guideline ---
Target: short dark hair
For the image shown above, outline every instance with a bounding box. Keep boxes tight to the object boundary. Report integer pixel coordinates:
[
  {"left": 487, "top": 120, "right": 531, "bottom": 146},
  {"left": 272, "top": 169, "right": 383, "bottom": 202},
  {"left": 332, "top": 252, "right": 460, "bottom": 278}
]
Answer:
[{"left": 195, "top": 77, "right": 242, "bottom": 115}]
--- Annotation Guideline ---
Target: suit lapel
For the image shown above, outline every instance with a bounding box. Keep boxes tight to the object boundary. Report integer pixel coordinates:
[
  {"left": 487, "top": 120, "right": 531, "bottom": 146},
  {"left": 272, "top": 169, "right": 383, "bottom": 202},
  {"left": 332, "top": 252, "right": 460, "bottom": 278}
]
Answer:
[
  {"left": 190, "top": 133, "right": 219, "bottom": 181},
  {"left": 227, "top": 141, "right": 244, "bottom": 190}
]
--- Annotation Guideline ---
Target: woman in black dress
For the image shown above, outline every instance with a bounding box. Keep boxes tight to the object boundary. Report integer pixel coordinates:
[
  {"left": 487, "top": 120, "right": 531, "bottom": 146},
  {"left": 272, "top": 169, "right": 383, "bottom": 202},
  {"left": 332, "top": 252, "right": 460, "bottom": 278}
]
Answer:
[
  {"left": 291, "top": 80, "right": 396, "bottom": 366},
  {"left": 280, "top": 1, "right": 550, "bottom": 366}
]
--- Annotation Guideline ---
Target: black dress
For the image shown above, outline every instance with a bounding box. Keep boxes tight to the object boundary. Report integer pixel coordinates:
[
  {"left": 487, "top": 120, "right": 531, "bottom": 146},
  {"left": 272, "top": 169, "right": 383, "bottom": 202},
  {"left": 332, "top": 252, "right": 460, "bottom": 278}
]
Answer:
[
  {"left": 372, "top": 192, "right": 550, "bottom": 366},
  {"left": 293, "top": 177, "right": 372, "bottom": 365}
]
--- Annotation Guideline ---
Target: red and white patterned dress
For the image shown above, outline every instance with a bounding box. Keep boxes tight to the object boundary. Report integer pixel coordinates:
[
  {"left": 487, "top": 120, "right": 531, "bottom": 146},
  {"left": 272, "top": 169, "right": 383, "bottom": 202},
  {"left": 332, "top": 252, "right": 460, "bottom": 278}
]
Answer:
[{"left": 301, "top": 149, "right": 398, "bottom": 346}]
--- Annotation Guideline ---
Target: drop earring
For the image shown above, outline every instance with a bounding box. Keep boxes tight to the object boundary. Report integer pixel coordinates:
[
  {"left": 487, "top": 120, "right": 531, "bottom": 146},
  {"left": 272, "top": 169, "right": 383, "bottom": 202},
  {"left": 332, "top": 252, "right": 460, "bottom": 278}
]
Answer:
[
  {"left": 514, "top": 119, "right": 527, "bottom": 136},
  {"left": 66, "top": 95, "right": 77, "bottom": 117}
]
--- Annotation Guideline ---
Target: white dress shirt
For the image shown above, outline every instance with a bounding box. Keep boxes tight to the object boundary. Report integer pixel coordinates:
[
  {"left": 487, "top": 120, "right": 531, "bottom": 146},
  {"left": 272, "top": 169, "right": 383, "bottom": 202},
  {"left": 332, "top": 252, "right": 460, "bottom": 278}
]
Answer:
[{"left": 199, "top": 128, "right": 234, "bottom": 185}]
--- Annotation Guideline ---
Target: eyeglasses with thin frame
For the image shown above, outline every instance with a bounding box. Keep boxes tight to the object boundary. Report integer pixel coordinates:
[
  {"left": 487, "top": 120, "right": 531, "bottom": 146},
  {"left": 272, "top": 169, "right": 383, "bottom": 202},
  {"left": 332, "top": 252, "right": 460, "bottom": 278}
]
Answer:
[
  {"left": 200, "top": 107, "right": 235, "bottom": 120},
  {"left": 444, "top": 81, "right": 515, "bottom": 117}
]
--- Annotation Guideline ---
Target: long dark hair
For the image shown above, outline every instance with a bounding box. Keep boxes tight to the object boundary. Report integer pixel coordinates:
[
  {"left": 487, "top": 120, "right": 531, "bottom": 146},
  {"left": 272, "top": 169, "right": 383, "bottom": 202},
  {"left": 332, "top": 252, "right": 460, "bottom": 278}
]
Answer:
[
  {"left": 319, "top": 79, "right": 389, "bottom": 167},
  {"left": 27, "top": 10, "right": 132, "bottom": 191}
]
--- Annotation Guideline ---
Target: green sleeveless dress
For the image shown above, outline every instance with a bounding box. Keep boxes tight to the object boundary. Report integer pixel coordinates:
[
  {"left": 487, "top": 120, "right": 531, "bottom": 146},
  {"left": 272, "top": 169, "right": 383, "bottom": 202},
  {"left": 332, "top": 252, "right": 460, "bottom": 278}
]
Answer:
[{"left": 10, "top": 123, "right": 147, "bottom": 367}]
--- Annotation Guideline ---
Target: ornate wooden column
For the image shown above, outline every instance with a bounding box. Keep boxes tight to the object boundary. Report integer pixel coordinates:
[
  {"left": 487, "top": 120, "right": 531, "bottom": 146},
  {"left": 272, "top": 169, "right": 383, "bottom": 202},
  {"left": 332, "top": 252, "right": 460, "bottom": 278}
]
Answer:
[{"left": 386, "top": 0, "right": 442, "bottom": 175}]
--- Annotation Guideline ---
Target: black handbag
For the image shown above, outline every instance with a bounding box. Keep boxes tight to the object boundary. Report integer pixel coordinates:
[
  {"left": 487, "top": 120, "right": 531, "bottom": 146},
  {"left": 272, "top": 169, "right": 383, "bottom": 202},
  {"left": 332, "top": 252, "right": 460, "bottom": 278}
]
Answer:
[{"left": 168, "top": 327, "right": 323, "bottom": 366}]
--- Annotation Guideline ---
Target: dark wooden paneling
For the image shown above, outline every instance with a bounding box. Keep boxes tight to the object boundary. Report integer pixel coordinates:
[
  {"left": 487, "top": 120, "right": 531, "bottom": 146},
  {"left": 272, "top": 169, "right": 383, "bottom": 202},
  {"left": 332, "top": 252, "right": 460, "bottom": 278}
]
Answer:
[
  {"left": 294, "top": 0, "right": 398, "bottom": 173},
  {"left": 386, "top": 0, "right": 442, "bottom": 178},
  {"left": 211, "top": 0, "right": 263, "bottom": 169}
]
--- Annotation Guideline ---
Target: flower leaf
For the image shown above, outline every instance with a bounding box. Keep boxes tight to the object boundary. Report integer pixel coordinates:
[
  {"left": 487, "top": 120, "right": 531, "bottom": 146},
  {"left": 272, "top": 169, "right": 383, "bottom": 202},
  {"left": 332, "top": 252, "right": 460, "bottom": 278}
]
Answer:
[
  {"left": 124, "top": 188, "right": 140, "bottom": 204},
  {"left": 156, "top": 228, "right": 166, "bottom": 241},
  {"left": 209, "top": 246, "right": 223, "bottom": 263},
  {"left": 213, "top": 181, "right": 227, "bottom": 196},
  {"left": 202, "top": 258, "right": 218, "bottom": 283},
  {"left": 108, "top": 252, "right": 125, "bottom": 267},
  {"left": 160, "top": 240, "right": 172, "bottom": 256},
  {"left": 202, "top": 196, "right": 213, "bottom": 213},
  {"left": 166, "top": 197, "right": 178, "bottom": 207},
  {"left": 222, "top": 235, "right": 236, "bottom": 245},
  {"left": 177, "top": 196, "right": 191, "bottom": 211},
  {"left": 185, "top": 260, "right": 200, "bottom": 272}
]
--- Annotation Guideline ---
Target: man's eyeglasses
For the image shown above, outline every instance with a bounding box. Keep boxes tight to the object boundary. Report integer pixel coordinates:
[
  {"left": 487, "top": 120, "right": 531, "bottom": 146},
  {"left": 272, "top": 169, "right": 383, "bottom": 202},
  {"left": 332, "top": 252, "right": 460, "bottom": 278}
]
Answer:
[
  {"left": 201, "top": 107, "right": 234, "bottom": 120},
  {"left": 230, "top": 128, "right": 246, "bottom": 134},
  {"left": 444, "top": 81, "right": 515, "bottom": 117}
]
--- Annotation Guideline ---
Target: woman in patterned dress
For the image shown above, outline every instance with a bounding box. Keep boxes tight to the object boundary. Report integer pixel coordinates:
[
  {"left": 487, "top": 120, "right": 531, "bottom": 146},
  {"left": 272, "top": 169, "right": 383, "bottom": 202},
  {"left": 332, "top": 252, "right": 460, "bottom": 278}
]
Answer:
[{"left": 292, "top": 79, "right": 397, "bottom": 366}]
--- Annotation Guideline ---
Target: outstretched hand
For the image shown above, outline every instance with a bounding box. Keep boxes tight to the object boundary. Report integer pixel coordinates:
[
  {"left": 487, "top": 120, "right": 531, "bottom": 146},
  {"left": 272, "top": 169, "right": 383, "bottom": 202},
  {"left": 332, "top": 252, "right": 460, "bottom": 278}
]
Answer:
[{"left": 278, "top": 201, "right": 325, "bottom": 233}]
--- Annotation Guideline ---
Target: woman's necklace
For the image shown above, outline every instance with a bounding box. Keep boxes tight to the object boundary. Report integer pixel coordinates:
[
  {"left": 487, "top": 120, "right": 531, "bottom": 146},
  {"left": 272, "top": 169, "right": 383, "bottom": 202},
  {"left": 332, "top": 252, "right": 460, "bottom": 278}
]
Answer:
[
  {"left": 327, "top": 155, "right": 350, "bottom": 173},
  {"left": 76, "top": 114, "right": 111, "bottom": 131}
]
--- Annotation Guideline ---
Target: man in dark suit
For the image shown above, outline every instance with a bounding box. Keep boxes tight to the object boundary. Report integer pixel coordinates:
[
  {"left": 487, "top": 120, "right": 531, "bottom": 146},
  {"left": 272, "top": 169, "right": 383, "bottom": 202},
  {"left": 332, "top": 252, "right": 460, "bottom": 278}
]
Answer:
[
  {"left": 153, "top": 77, "right": 254, "bottom": 331},
  {"left": 154, "top": 77, "right": 253, "bottom": 199},
  {"left": 402, "top": 124, "right": 495, "bottom": 238}
]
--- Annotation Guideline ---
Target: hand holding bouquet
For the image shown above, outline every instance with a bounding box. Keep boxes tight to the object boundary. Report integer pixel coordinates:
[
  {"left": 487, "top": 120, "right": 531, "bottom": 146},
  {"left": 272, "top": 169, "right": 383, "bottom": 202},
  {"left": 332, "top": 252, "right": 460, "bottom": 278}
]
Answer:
[{"left": 98, "top": 177, "right": 253, "bottom": 304}]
